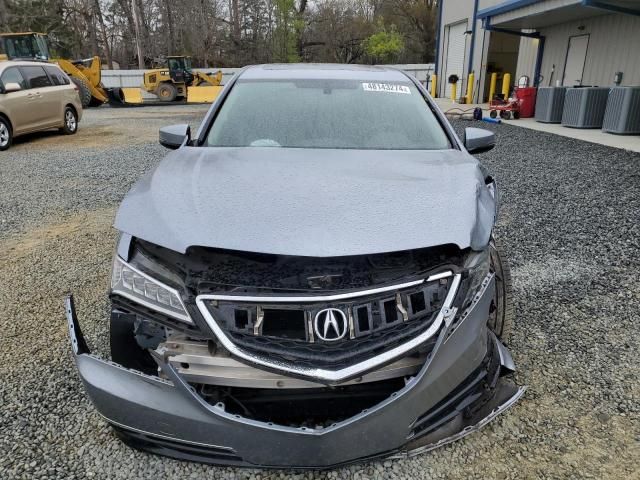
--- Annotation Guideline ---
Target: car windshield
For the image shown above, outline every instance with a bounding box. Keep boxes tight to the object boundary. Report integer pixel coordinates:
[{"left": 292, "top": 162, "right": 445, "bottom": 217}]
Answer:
[{"left": 206, "top": 78, "right": 451, "bottom": 150}]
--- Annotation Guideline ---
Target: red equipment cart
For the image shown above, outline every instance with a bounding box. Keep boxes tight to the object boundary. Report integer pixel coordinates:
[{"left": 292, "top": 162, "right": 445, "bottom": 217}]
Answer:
[{"left": 489, "top": 95, "right": 520, "bottom": 120}]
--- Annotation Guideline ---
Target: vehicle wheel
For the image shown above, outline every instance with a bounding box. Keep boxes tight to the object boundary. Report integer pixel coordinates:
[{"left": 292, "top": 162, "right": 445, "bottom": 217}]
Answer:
[
  {"left": 489, "top": 110, "right": 497, "bottom": 119},
  {"left": 513, "top": 111, "right": 520, "bottom": 119},
  {"left": 60, "top": 107, "right": 78, "bottom": 135},
  {"left": 500, "top": 110, "right": 511, "bottom": 120},
  {"left": 71, "top": 76, "right": 92, "bottom": 108},
  {"left": 488, "top": 236, "right": 514, "bottom": 344},
  {"left": 156, "top": 83, "right": 178, "bottom": 102},
  {"left": 0, "top": 117, "right": 12, "bottom": 151}
]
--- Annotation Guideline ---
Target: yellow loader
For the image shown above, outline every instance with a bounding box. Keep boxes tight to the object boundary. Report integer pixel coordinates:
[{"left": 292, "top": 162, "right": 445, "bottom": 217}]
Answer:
[
  {"left": 0, "top": 32, "right": 122, "bottom": 107},
  {"left": 131, "top": 55, "right": 223, "bottom": 104}
]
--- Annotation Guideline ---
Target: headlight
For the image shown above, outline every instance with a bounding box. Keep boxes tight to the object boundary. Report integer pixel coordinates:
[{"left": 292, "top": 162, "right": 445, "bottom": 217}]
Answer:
[
  {"left": 461, "top": 249, "right": 491, "bottom": 310},
  {"left": 110, "top": 256, "right": 193, "bottom": 324}
]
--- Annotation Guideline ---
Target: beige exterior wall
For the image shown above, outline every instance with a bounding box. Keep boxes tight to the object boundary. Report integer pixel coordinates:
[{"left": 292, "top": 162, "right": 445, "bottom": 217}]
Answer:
[{"left": 537, "top": 13, "right": 640, "bottom": 87}]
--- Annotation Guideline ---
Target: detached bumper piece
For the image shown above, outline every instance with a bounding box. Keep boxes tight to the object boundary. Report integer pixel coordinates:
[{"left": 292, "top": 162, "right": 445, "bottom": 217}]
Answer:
[{"left": 65, "top": 275, "right": 524, "bottom": 469}]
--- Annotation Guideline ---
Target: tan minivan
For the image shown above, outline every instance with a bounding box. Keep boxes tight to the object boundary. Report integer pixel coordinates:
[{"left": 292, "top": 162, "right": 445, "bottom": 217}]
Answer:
[{"left": 0, "top": 61, "right": 83, "bottom": 150}]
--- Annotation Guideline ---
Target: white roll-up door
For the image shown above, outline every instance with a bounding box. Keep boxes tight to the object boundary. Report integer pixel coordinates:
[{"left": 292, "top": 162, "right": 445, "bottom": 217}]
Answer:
[{"left": 444, "top": 21, "right": 467, "bottom": 98}]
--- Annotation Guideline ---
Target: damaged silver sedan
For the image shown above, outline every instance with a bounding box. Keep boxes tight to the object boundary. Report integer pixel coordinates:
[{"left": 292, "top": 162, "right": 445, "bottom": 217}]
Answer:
[{"left": 66, "top": 64, "right": 524, "bottom": 468}]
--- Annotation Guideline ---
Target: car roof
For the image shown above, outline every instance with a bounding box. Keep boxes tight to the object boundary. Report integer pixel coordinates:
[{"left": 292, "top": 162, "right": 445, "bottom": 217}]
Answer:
[
  {"left": 239, "top": 63, "right": 412, "bottom": 82},
  {"left": 0, "top": 60, "right": 60, "bottom": 70}
]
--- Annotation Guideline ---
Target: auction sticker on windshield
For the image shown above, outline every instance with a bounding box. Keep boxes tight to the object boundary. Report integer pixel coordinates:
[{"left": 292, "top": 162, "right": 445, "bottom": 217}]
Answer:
[{"left": 362, "top": 83, "right": 411, "bottom": 94}]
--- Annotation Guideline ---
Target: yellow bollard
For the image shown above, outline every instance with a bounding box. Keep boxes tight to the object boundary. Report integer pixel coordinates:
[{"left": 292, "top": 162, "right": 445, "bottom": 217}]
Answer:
[
  {"left": 502, "top": 73, "right": 511, "bottom": 98},
  {"left": 450, "top": 82, "right": 457, "bottom": 102},
  {"left": 430, "top": 74, "right": 437, "bottom": 98},
  {"left": 466, "top": 72, "right": 475, "bottom": 104},
  {"left": 489, "top": 72, "right": 497, "bottom": 102}
]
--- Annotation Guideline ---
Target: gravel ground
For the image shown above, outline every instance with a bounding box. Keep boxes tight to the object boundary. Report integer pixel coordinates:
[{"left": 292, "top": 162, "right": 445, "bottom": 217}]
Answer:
[{"left": 0, "top": 106, "right": 638, "bottom": 479}]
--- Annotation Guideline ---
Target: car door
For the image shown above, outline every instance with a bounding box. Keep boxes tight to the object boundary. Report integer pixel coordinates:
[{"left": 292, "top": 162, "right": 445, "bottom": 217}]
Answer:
[
  {"left": 43, "top": 65, "right": 71, "bottom": 124},
  {"left": 0, "top": 66, "right": 38, "bottom": 135},
  {"left": 19, "top": 65, "right": 59, "bottom": 129}
]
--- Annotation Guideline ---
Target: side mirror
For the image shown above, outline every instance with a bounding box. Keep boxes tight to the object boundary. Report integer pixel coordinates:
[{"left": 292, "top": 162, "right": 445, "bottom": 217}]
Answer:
[
  {"left": 159, "top": 124, "right": 190, "bottom": 149},
  {"left": 3, "top": 82, "right": 22, "bottom": 93},
  {"left": 464, "top": 127, "right": 495, "bottom": 154}
]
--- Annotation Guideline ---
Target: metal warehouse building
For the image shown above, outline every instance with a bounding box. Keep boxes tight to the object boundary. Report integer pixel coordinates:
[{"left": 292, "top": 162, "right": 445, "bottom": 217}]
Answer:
[{"left": 435, "top": 0, "right": 640, "bottom": 102}]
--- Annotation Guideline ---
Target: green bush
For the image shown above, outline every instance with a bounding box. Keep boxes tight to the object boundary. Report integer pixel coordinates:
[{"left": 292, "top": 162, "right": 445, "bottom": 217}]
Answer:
[{"left": 363, "top": 27, "right": 404, "bottom": 63}]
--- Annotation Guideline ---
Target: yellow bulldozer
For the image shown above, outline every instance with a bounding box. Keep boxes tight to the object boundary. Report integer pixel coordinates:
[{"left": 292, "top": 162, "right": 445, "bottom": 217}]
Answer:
[
  {"left": 134, "top": 55, "right": 223, "bottom": 104},
  {"left": 0, "top": 32, "right": 119, "bottom": 107}
]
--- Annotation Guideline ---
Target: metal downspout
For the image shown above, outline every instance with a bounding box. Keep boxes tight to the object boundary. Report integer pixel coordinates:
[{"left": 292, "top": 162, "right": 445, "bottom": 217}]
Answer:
[
  {"left": 434, "top": 0, "right": 444, "bottom": 95},
  {"left": 533, "top": 36, "right": 545, "bottom": 87},
  {"left": 467, "top": 0, "right": 480, "bottom": 101}
]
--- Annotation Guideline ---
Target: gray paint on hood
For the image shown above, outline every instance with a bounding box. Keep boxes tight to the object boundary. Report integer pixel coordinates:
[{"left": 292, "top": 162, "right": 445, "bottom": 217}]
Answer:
[{"left": 115, "top": 147, "right": 495, "bottom": 257}]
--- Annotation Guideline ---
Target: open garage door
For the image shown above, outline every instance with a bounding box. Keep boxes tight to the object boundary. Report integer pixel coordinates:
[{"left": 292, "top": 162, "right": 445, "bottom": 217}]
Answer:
[{"left": 444, "top": 21, "right": 467, "bottom": 98}]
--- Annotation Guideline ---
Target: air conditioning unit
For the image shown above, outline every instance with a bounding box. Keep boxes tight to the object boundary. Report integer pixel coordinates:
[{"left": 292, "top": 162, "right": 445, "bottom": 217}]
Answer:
[
  {"left": 602, "top": 86, "right": 640, "bottom": 134},
  {"left": 561, "top": 87, "right": 610, "bottom": 128},
  {"left": 535, "top": 87, "right": 566, "bottom": 123}
]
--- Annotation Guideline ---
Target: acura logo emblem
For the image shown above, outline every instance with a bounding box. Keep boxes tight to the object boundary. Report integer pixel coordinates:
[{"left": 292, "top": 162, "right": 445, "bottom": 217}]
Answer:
[{"left": 314, "top": 308, "right": 348, "bottom": 342}]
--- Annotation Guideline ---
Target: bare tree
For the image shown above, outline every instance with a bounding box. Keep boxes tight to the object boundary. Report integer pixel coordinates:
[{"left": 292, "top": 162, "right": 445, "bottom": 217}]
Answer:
[
  {"left": 162, "top": 0, "right": 174, "bottom": 54},
  {"left": 93, "top": 0, "right": 113, "bottom": 67},
  {"left": 130, "top": 0, "right": 144, "bottom": 67}
]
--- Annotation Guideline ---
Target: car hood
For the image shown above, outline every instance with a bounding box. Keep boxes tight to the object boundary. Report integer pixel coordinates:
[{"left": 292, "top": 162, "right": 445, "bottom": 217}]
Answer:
[{"left": 115, "top": 147, "right": 495, "bottom": 257}]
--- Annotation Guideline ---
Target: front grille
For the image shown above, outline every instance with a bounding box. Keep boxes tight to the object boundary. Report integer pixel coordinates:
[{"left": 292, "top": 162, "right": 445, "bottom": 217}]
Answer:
[
  {"left": 202, "top": 276, "right": 450, "bottom": 341},
  {"left": 198, "top": 275, "right": 451, "bottom": 369}
]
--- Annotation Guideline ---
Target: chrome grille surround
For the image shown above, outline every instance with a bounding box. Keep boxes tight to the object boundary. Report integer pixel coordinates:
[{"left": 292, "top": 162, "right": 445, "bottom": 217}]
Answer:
[
  {"left": 195, "top": 272, "right": 461, "bottom": 383},
  {"left": 199, "top": 273, "right": 451, "bottom": 347}
]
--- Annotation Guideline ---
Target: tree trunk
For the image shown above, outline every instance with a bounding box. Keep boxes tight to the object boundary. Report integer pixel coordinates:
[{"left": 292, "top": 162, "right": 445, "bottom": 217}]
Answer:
[
  {"left": 0, "top": 0, "right": 9, "bottom": 30},
  {"left": 94, "top": 0, "right": 113, "bottom": 68},
  {"left": 131, "top": 0, "right": 145, "bottom": 68},
  {"left": 88, "top": 12, "right": 100, "bottom": 57},
  {"left": 230, "top": 0, "right": 241, "bottom": 44},
  {"left": 134, "top": 0, "right": 149, "bottom": 44},
  {"left": 115, "top": 0, "right": 137, "bottom": 67},
  {"left": 164, "top": 0, "right": 175, "bottom": 56}
]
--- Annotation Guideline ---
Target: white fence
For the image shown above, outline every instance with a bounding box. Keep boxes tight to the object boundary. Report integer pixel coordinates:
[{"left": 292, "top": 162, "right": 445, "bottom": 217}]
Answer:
[
  {"left": 101, "top": 63, "right": 435, "bottom": 90},
  {"left": 390, "top": 64, "right": 435, "bottom": 85}
]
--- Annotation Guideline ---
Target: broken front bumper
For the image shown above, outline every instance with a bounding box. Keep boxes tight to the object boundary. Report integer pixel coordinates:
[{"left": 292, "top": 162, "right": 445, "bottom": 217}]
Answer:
[{"left": 65, "top": 277, "right": 524, "bottom": 469}]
